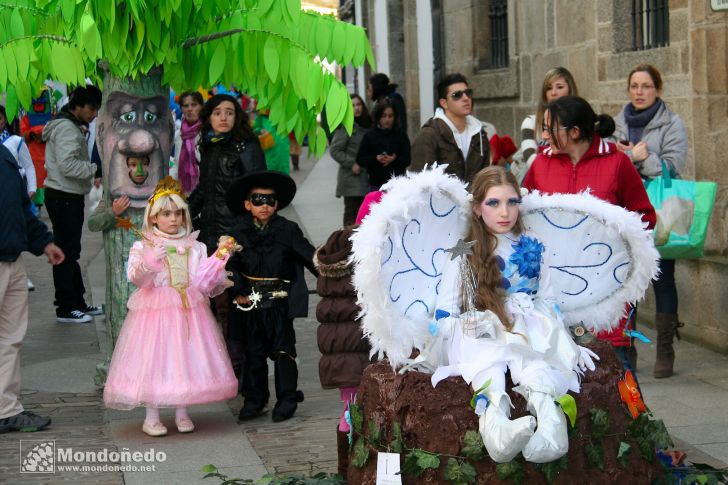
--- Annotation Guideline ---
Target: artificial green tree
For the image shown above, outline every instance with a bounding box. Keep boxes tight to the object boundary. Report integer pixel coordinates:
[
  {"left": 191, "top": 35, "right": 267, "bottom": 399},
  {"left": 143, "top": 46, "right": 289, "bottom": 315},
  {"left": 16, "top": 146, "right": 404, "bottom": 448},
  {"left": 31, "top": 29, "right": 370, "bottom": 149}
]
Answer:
[{"left": 1, "top": 0, "right": 374, "bottom": 383}]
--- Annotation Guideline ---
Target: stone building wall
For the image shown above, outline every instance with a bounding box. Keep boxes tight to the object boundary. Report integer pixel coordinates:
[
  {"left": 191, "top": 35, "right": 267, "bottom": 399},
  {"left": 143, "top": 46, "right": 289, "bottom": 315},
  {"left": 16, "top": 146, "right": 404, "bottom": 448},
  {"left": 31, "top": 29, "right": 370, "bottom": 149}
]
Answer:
[{"left": 362, "top": 0, "right": 728, "bottom": 351}]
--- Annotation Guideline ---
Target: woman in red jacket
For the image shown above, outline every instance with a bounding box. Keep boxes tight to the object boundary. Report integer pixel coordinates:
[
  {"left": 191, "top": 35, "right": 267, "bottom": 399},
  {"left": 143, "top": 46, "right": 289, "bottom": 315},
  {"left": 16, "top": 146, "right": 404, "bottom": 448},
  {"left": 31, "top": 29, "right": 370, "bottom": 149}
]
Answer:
[{"left": 522, "top": 96, "right": 656, "bottom": 372}]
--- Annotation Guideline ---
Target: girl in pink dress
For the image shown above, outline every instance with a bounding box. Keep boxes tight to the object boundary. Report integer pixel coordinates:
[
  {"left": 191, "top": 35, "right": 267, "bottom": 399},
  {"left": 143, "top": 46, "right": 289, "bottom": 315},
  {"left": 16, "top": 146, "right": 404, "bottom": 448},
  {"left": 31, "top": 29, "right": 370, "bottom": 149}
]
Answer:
[{"left": 103, "top": 178, "right": 238, "bottom": 437}]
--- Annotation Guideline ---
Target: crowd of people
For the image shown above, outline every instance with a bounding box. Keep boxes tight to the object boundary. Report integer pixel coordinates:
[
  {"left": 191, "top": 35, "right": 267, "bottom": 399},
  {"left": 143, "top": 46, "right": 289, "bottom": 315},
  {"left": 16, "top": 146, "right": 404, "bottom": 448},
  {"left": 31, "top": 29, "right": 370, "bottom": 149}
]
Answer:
[{"left": 1, "top": 63, "right": 688, "bottom": 474}]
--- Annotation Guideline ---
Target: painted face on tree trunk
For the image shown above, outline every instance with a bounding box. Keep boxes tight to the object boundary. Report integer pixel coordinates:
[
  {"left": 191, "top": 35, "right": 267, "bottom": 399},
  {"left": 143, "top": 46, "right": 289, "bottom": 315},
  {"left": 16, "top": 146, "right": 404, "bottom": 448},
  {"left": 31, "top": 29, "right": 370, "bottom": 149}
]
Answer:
[{"left": 98, "top": 92, "right": 173, "bottom": 208}]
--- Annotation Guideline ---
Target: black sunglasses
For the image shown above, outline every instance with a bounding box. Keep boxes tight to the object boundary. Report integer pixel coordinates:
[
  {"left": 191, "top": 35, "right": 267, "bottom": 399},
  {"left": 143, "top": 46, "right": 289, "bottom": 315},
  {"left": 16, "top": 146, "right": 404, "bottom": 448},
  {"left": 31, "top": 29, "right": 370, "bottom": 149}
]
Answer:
[
  {"left": 249, "top": 193, "right": 278, "bottom": 207},
  {"left": 449, "top": 88, "right": 473, "bottom": 100}
]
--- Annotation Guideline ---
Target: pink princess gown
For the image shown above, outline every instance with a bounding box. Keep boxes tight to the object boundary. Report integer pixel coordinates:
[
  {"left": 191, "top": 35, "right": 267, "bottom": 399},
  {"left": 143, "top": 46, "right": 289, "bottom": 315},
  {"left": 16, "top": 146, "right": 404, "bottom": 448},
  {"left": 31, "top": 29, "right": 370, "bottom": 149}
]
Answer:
[{"left": 104, "top": 230, "right": 238, "bottom": 410}]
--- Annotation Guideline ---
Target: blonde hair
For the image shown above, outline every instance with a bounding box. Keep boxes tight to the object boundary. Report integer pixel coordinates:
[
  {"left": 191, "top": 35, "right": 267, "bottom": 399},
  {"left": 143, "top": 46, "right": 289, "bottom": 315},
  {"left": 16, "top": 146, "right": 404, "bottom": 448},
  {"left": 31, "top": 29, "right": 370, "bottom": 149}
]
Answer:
[
  {"left": 466, "top": 166, "right": 524, "bottom": 332},
  {"left": 535, "top": 67, "right": 578, "bottom": 142},
  {"left": 142, "top": 193, "right": 192, "bottom": 233}
]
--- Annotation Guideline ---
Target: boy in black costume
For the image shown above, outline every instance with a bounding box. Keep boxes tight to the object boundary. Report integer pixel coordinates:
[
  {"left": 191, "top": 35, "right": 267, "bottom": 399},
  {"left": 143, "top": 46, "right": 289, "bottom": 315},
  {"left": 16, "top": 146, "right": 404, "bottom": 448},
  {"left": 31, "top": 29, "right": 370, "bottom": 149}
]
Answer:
[{"left": 226, "top": 170, "right": 317, "bottom": 422}]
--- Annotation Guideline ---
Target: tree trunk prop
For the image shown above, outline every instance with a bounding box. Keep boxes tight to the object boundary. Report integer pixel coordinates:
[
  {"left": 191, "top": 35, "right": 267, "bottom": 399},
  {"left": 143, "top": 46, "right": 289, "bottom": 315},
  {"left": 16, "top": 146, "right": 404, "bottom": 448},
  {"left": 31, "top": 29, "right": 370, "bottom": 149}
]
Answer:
[{"left": 94, "top": 66, "right": 173, "bottom": 384}]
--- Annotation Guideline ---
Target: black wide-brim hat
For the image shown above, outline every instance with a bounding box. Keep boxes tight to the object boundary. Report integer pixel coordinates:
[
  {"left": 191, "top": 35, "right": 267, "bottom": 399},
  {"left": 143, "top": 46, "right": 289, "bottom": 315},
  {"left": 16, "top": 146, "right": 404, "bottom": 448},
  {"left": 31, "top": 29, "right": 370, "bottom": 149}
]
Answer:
[{"left": 226, "top": 170, "right": 297, "bottom": 214}]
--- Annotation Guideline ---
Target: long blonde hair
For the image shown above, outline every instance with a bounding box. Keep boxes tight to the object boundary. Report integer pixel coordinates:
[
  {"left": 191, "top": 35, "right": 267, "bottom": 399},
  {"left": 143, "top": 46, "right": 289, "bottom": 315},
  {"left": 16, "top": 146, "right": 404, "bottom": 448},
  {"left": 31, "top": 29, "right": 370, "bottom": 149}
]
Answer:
[
  {"left": 535, "top": 67, "right": 578, "bottom": 142},
  {"left": 466, "top": 166, "right": 524, "bottom": 331},
  {"left": 142, "top": 193, "right": 192, "bottom": 234}
]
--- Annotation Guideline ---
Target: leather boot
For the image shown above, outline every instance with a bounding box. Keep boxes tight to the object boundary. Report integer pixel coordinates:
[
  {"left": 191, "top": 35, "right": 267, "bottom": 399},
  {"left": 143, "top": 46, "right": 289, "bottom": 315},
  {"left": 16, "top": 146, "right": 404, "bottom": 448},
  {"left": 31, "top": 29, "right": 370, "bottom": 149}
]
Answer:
[
  {"left": 478, "top": 391, "right": 536, "bottom": 463},
  {"left": 336, "top": 427, "right": 350, "bottom": 481},
  {"left": 654, "top": 313, "right": 681, "bottom": 378}
]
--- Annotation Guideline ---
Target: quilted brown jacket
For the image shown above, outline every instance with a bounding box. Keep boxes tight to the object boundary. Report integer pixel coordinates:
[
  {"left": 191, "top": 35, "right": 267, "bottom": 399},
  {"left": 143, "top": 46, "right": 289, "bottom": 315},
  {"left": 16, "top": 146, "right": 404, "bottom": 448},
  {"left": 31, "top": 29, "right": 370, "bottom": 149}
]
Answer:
[{"left": 314, "top": 227, "right": 371, "bottom": 389}]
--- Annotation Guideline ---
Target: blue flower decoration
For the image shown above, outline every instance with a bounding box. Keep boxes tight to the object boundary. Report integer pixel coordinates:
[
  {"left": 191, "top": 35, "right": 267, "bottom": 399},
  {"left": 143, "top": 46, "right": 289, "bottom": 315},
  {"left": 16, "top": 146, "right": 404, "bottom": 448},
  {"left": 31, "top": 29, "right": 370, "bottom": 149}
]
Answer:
[
  {"left": 496, "top": 255, "right": 506, "bottom": 271},
  {"left": 509, "top": 236, "right": 544, "bottom": 279}
]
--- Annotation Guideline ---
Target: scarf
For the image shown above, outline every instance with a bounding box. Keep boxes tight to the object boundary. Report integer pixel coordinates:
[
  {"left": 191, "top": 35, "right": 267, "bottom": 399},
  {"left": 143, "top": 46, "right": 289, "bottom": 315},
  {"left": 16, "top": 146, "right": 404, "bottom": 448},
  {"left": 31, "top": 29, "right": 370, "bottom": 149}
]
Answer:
[
  {"left": 178, "top": 119, "right": 201, "bottom": 193},
  {"left": 623, "top": 98, "right": 663, "bottom": 144},
  {"left": 204, "top": 129, "right": 232, "bottom": 145},
  {"left": 0, "top": 129, "right": 11, "bottom": 145}
]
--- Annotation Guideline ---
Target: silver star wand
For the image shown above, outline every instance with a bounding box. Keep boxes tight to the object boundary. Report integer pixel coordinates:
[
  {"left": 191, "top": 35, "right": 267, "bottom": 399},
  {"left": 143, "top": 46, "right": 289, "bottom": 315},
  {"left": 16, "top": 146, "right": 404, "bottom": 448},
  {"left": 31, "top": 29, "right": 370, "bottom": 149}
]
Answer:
[{"left": 445, "top": 239, "right": 479, "bottom": 337}]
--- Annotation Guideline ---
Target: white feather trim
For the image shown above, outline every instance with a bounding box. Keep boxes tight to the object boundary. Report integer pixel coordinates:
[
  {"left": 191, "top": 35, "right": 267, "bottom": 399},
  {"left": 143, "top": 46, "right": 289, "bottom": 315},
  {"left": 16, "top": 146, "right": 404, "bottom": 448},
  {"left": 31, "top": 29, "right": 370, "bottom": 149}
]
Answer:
[
  {"left": 521, "top": 190, "right": 660, "bottom": 333},
  {"left": 351, "top": 165, "right": 470, "bottom": 369}
]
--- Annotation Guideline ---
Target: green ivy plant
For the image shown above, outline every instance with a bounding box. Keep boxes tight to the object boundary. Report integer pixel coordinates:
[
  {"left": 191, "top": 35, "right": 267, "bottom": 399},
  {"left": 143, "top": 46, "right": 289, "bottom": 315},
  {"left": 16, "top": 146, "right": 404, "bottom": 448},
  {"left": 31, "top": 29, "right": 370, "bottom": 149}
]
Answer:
[
  {"left": 201, "top": 464, "right": 344, "bottom": 485},
  {"left": 345, "top": 403, "right": 711, "bottom": 484},
  {"left": 0, "top": 0, "right": 375, "bottom": 155}
]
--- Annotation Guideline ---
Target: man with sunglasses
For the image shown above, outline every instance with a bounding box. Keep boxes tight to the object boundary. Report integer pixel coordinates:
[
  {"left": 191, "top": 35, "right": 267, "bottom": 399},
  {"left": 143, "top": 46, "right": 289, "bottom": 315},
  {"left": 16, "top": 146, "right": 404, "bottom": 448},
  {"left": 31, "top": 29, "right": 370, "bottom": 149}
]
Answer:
[
  {"left": 411, "top": 73, "right": 490, "bottom": 183},
  {"left": 224, "top": 170, "right": 318, "bottom": 423}
]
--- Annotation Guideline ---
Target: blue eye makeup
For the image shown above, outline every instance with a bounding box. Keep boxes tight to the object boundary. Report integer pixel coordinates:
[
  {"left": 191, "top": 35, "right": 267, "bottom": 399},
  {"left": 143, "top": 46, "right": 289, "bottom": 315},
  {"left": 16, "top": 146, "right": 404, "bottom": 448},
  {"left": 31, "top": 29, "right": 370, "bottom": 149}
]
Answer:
[{"left": 484, "top": 197, "right": 522, "bottom": 208}]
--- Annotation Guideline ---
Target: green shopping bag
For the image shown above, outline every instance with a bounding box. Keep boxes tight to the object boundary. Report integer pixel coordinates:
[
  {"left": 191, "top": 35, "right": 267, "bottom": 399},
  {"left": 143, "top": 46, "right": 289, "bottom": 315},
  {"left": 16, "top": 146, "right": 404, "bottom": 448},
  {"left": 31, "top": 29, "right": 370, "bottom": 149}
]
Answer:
[{"left": 644, "top": 161, "right": 717, "bottom": 259}]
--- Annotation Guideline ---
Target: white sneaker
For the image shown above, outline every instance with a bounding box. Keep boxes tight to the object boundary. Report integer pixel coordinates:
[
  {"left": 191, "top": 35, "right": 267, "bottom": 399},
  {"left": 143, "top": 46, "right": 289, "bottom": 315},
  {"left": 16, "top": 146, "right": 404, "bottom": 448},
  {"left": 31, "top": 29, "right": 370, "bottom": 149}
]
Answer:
[
  {"left": 56, "top": 310, "right": 93, "bottom": 324},
  {"left": 27, "top": 279, "right": 35, "bottom": 291}
]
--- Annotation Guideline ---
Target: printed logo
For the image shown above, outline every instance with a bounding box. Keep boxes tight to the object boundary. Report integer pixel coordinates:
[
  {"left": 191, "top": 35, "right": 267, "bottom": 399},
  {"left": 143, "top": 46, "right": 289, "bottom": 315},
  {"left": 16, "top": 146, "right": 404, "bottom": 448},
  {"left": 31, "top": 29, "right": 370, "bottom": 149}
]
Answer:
[{"left": 20, "top": 440, "right": 55, "bottom": 473}]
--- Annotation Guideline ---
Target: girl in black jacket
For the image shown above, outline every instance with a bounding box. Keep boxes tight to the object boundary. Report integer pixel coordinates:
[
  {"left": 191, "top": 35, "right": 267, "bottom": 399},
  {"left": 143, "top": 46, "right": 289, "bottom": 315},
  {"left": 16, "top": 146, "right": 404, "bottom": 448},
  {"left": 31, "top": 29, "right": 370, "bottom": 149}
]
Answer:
[{"left": 356, "top": 99, "right": 411, "bottom": 191}]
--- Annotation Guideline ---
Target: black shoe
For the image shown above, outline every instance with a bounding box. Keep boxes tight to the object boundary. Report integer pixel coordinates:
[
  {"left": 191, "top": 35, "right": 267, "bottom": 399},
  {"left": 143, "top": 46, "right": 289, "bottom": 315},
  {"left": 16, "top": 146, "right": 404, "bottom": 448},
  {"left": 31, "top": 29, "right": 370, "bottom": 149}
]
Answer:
[
  {"left": 82, "top": 304, "right": 104, "bottom": 316},
  {"left": 238, "top": 402, "right": 266, "bottom": 421},
  {"left": 56, "top": 309, "right": 92, "bottom": 324},
  {"left": 0, "top": 411, "right": 51, "bottom": 433},
  {"left": 272, "top": 391, "right": 304, "bottom": 423}
]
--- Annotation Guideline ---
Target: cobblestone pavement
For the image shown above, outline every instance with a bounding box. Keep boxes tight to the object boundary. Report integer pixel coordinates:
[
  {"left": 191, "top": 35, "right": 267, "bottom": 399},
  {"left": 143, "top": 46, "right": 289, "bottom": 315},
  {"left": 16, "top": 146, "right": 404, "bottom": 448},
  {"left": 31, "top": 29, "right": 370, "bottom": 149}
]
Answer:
[
  {"left": 229, "top": 153, "right": 344, "bottom": 477},
  {"left": 0, "top": 210, "right": 123, "bottom": 484}
]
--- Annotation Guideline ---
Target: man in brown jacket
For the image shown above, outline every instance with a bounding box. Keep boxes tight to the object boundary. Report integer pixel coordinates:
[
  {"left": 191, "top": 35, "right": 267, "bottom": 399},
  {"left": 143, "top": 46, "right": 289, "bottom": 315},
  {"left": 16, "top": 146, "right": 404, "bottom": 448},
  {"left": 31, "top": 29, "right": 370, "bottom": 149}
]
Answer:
[{"left": 410, "top": 73, "right": 490, "bottom": 183}]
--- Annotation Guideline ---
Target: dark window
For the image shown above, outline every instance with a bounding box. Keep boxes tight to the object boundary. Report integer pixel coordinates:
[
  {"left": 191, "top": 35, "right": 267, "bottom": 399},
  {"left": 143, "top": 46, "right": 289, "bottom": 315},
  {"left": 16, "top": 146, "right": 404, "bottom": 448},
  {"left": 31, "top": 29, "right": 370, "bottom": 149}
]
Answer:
[
  {"left": 489, "top": 0, "right": 508, "bottom": 68},
  {"left": 632, "top": 0, "right": 669, "bottom": 50},
  {"left": 475, "top": 0, "right": 508, "bottom": 70}
]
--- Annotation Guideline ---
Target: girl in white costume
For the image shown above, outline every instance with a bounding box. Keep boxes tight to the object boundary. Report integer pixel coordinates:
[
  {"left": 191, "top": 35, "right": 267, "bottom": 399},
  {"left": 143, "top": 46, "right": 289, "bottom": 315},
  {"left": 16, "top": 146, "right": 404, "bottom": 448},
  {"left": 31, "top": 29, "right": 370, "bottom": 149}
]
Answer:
[{"left": 430, "top": 166, "right": 598, "bottom": 463}]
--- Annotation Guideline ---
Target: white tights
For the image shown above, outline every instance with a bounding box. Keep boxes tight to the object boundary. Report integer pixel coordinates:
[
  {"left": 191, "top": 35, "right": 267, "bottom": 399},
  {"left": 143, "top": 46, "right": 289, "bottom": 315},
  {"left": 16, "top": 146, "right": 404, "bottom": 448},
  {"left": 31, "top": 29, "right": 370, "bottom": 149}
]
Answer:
[{"left": 144, "top": 406, "right": 190, "bottom": 424}]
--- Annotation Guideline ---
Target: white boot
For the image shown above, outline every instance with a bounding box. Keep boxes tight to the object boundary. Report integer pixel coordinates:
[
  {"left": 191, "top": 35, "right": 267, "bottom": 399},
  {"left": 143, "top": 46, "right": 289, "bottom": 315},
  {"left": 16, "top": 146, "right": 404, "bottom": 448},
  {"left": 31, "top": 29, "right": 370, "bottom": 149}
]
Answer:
[
  {"left": 521, "top": 390, "right": 568, "bottom": 463},
  {"left": 479, "top": 391, "right": 536, "bottom": 463}
]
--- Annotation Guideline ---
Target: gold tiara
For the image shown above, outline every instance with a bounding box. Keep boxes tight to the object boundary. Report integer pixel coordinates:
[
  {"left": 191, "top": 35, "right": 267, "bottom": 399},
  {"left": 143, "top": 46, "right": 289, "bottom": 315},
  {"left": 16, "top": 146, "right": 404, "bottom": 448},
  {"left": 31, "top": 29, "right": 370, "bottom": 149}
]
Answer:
[{"left": 148, "top": 176, "right": 186, "bottom": 205}]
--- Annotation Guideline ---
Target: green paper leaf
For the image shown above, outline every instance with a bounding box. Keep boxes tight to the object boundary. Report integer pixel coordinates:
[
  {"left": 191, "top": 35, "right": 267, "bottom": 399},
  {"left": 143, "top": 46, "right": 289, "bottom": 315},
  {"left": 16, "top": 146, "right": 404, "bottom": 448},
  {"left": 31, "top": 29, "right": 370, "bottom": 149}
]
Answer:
[
  {"left": 556, "top": 394, "right": 577, "bottom": 428},
  {"left": 443, "top": 458, "right": 476, "bottom": 485},
  {"left": 306, "top": 62, "right": 323, "bottom": 108},
  {"left": 263, "top": 36, "right": 279, "bottom": 82},
  {"left": 315, "top": 19, "right": 331, "bottom": 58},
  {"left": 200, "top": 464, "right": 217, "bottom": 473},
  {"left": 616, "top": 441, "right": 631, "bottom": 469},
  {"left": 0, "top": 53, "right": 7, "bottom": 91},
  {"left": 331, "top": 22, "right": 346, "bottom": 62},
  {"left": 341, "top": 93, "right": 354, "bottom": 135},
  {"left": 351, "top": 438, "right": 369, "bottom": 468},
  {"left": 16, "top": 82, "right": 32, "bottom": 111},
  {"left": 460, "top": 430, "right": 485, "bottom": 461},
  {"left": 364, "top": 35, "right": 376, "bottom": 70},
  {"left": 3, "top": 46, "right": 18, "bottom": 84},
  {"left": 5, "top": 85, "right": 18, "bottom": 123},
  {"left": 61, "top": 0, "right": 76, "bottom": 24},
  {"left": 324, "top": 82, "right": 342, "bottom": 132},
  {"left": 10, "top": 8, "right": 25, "bottom": 39},
  {"left": 209, "top": 41, "right": 226, "bottom": 84},
  {"left": 286, "top": 0, "right": 300, "bottom": 23},
  {"left": 15, "top": 41, "right": 30, "bottom": 81}
]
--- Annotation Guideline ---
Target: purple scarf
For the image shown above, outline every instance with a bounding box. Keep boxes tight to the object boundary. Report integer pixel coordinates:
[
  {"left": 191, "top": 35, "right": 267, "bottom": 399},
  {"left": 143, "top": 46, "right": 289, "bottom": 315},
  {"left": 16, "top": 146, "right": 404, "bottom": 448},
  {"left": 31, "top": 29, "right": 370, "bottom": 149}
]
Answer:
[{"left": 179, "top": 119, "right": 201, "bottom": 193}]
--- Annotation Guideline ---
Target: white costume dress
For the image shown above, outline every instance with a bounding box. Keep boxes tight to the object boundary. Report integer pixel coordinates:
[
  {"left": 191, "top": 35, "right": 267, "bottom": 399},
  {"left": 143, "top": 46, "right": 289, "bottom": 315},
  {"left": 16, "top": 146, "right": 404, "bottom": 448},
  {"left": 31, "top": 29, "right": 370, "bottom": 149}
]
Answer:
[{"left": 350, "top": 166, "right": 659, "bottom": 464}]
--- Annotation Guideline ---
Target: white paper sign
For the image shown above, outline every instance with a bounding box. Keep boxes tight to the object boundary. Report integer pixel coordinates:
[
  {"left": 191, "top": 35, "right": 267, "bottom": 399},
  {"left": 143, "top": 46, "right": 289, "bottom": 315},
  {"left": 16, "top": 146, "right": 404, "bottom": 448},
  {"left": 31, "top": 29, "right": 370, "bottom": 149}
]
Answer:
[{"left": 376, "top": 452, "right": 403, "bottom": 485}]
